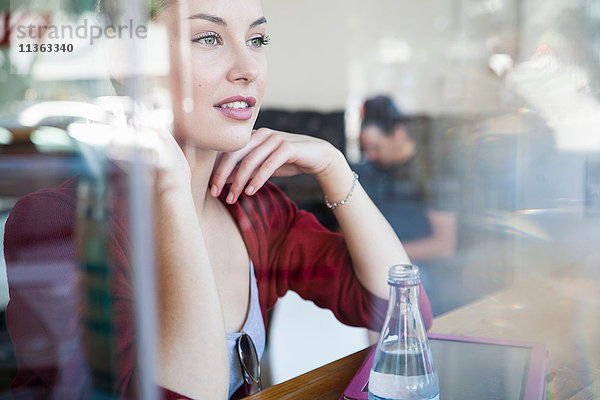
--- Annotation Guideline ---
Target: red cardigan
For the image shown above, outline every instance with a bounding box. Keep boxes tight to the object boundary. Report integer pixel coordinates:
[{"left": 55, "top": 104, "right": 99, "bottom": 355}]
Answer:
[{"left": 4, "top": 177, "right": 432, "bottom": 399}]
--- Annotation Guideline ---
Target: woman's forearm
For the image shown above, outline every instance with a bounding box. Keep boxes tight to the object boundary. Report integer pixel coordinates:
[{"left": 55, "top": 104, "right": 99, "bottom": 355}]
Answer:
[
  {"left": 156, "top": 190, "right": 229, "bottom": 399},
  {"left": 315, "top": 150, "right": 411, "bottom": 300}
]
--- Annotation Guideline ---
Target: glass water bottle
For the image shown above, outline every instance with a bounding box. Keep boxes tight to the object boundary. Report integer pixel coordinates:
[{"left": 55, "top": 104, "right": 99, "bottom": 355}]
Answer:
[{"left": 368, "top": 264, "right": 439, "bottom": 400}]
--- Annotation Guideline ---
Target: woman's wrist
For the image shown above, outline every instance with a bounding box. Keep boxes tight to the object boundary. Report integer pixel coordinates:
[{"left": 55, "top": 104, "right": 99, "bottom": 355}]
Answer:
[
  {"left": 325, "top": 171, "right": 359, "bottom": 211},
  {"left": 314, "top": 148, "right": 355, "bottom": 204},
  {"left": 156, "top": 185, "right": 196, "bottom": 218}
]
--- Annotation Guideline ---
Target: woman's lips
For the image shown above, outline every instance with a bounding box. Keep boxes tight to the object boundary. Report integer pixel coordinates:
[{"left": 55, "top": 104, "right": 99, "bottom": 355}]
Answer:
[
  {"left": 215, "top": 105, "right": 253, "bottom": 120},
  {"left": 214, "top": 96, "right": 257, "bottom": 121}
]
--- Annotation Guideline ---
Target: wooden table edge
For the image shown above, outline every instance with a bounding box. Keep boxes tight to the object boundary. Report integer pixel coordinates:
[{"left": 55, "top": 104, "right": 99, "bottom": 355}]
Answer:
[{"left": 243, "top": 346, "right": 372, "bottom": 400}]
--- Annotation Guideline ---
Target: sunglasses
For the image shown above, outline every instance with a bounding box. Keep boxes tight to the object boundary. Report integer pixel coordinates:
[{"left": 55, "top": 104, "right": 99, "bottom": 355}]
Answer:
[{"left": 236, "top": 331, "right": 262, "bottom": 394}]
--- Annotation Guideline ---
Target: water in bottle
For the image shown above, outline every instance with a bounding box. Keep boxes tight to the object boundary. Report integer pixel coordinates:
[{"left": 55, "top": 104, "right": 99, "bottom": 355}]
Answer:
[{"left": 368, "top": 264, "right": 439, "bottom": 400}]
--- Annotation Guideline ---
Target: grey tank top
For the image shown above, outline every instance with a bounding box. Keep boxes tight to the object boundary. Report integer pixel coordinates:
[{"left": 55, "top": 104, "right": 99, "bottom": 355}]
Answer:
[{"left": 226, "top": 262, "right": 265, "bottom": 398}]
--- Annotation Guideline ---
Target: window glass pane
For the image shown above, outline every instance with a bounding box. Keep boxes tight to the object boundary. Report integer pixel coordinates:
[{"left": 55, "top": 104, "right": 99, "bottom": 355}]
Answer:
[
  {"left": 2, "top": 1, "right": 599, "bottom": 399},
  {"left": 1, "top": 0, "right": 173, "bottom": 398}
]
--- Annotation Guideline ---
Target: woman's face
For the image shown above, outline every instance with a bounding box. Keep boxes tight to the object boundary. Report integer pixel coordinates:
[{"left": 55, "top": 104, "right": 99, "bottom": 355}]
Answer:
[{"left": 160, "top": 0, "right": 268, "bottom": 152}]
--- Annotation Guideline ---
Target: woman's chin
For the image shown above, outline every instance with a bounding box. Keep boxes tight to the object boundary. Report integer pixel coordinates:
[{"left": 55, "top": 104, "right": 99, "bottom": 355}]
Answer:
[
  {"left": 175, "top": 125, "right": 252, "bottom": 152},
  {"left": 216, "top": 128, "right": 253, "bottom": 152}
]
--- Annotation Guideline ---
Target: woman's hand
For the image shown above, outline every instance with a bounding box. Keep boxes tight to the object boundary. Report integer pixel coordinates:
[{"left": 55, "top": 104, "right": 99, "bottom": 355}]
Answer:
[{"left": 210, "top": 127, "right": 342, "bottom": 203}]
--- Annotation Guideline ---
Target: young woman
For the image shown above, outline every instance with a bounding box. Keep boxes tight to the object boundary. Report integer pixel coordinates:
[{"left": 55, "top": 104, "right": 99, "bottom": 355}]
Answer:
[{"left": 4, "top": 0, "right": 433, "bottom": 399}]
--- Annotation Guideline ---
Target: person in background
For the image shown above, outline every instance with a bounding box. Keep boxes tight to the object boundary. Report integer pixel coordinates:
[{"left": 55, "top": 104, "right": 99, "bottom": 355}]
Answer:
[{"left": 356, "top": 96, "right": 458, "bottom": 313}]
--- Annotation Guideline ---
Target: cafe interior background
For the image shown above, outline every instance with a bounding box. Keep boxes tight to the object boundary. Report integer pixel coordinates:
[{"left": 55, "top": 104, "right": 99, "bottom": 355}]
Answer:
[{"left": 0, "top": 0, "right": 599, "bottom": 399}]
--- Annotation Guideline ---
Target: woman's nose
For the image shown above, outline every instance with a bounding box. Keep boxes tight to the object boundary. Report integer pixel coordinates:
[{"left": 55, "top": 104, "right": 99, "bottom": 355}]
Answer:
[{"left": 227, "top": 45, "right": 259, "bottom": 83}]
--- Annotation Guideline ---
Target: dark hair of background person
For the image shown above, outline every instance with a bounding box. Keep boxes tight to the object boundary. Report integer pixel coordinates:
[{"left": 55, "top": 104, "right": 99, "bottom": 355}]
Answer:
[
  {"left": 361, "top": 95, "right": 428, "bottom": 141},
  {"left": 361, "top": 95, "right": 407, "bottom": 136}
]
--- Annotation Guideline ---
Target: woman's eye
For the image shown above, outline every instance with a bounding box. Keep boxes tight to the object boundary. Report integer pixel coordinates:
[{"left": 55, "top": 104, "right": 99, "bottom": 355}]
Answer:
[
  {"left": 247, "top": 35, "right": 270, "bottom": 48},
  {"left": 192, "top": 34, "right": 221, "bottom": 46}
]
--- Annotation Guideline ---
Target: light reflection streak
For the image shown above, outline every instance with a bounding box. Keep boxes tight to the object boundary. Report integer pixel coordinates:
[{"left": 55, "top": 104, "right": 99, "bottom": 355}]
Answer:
[
  {"left": 18, "top": 101, "right": 105, "bottom": 126},
  {"left": 547, "top": 372, "right": 559, "bottom": 400},
  {"left": 517, "top": 108, "right": 534, "bottom": 114},
  {"left": 483, "top": 210, "right": 552, "bottom": 241},
  {"left": 443, "top": 127, "right": 457, "bottom": 137},
  {"left": 574, "top": 308, "right": 597, "bottom": 400},
  {"left": 517, "top": 209, "right": 547, "bottom": 215}
]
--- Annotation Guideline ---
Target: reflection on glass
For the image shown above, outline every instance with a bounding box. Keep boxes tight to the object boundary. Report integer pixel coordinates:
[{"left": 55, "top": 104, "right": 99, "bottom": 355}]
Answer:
[{"left": 2, "top": 0, "right": 165, "bottom": 398}]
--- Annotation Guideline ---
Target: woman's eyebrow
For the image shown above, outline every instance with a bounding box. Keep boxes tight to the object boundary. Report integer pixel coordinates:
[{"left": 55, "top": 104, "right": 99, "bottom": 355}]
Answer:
[
  {"left": 250, "top": 17, "right": 267, "bottom": 28},
  {"left": 188, "top": 13, "right": 226, "bottom": 26},
  {"left": 187, "top": 14, "right": 267, "bottom": 29}
]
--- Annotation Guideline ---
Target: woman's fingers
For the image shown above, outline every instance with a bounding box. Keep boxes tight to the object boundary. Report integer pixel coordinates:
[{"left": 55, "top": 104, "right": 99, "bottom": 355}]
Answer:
[
  {"left": 211, "top": 127, "right": 335, "bottom": 203},
  {"left": 225, "top": 135, "right": 285, "bottom": 201},
  {"left": 226, "top": 144, "right": 290, "bottom": 203},
  {"left": 211, "top": 152, "right": 242, "bottom": 195},
  {"left": 246, "top": 142, "right": 296, "bottom": 196},
  {"left": 210, "top": 129, "right": 271, "bottom": 196}
]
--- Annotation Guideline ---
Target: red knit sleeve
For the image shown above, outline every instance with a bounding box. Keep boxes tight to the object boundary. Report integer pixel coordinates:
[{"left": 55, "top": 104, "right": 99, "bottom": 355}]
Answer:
[{"left": 248, "top": 183, "right": 433, "bottom": 331}]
